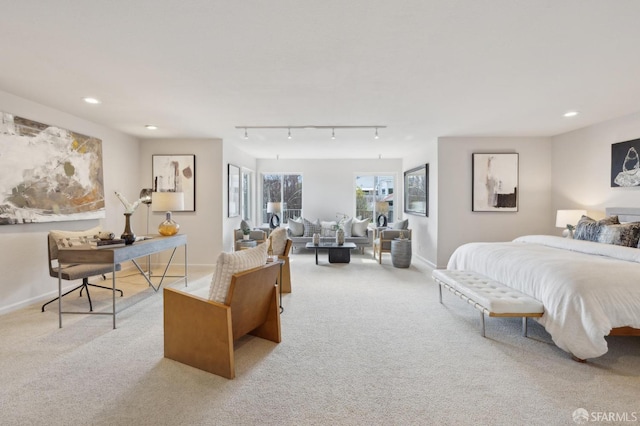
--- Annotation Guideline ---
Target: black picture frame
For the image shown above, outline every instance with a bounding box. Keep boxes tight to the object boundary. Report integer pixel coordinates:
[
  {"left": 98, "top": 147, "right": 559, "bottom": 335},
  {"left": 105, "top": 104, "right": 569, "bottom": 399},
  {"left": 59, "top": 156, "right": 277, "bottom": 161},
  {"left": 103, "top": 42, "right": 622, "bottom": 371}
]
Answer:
[
  {"left": 472, "top": 153, "right": 518, "bottom": 212},
  {"left": 228, "top": 163, "right": 240, "bottom": 218},
  {"left": 404, "top": 164, "right": 428, "bottom": 217},
  {"left": 152, "top": 154, "right": 196, "bottom": 211}
]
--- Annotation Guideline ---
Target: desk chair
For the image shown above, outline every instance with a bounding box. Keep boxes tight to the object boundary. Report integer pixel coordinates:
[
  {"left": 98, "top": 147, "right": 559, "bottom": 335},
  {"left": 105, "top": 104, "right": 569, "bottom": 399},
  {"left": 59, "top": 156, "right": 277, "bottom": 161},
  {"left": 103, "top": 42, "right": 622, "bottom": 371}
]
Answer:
[{"left": 42, "top": 234, "right": 123, "bottom": 312}]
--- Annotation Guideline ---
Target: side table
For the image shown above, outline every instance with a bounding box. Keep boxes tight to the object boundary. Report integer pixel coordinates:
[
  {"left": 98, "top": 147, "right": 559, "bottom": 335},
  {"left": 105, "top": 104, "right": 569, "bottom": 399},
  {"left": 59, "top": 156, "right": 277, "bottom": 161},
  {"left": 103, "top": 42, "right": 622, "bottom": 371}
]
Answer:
[
  {"left": 391, "top": 238, "right": 411, "bottom": 268},
  {"left": 237, "top": 239, "right": 257, "bottom": 250}
]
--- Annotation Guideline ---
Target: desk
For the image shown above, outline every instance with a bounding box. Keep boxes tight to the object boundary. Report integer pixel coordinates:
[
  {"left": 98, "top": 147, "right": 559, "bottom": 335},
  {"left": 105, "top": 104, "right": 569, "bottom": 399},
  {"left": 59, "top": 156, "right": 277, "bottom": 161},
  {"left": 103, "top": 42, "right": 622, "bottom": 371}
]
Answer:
[{"left": 57, "top": 234, "right": 187, "bottom": 329}]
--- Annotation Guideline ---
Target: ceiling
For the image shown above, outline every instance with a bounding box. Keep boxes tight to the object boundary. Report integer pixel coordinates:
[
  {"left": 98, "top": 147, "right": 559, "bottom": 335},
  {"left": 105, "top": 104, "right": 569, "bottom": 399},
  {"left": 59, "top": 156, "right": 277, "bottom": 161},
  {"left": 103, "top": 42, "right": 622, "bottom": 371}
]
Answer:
[{"left": 2, "top": 1, "right": 640, "bottom": 159}]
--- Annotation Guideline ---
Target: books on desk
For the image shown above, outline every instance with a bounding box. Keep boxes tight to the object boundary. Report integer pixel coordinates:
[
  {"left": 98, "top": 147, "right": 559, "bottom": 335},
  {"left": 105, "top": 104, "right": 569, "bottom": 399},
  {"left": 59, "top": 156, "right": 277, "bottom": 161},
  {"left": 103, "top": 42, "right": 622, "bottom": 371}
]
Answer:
[{"left": 90, "top": 238, "right": 126, "bottom": 248}]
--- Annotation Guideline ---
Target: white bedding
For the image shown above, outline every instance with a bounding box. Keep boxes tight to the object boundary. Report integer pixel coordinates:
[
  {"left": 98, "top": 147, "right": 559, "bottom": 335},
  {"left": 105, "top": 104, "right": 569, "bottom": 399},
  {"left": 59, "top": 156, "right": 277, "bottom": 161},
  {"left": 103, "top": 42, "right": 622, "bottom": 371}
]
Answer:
[{"left": 447, "top": 235, "right": 640, "bottom": 359}]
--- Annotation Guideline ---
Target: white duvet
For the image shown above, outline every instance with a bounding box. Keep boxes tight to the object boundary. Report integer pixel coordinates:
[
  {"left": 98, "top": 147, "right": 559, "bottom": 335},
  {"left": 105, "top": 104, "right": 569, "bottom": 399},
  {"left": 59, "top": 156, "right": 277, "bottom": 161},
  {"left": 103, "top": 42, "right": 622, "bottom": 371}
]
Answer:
[{"left": 447, "top": 235, "right": 640, "bottom": 359}]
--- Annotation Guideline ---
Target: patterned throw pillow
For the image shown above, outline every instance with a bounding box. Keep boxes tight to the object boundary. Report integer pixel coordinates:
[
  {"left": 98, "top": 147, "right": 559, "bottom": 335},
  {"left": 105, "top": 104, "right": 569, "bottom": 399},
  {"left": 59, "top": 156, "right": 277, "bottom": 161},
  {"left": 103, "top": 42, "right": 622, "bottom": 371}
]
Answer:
[
  {"left": 288, "top": 217, "right": 304, "bottom": 237},
  {"left": 208, "top": 242, "right": 268, "bottom": 304},
  {"left": 269, "top": 227, "right": 288, "bottom": 256},
  {"left": 303, "top": 218, "right": 322, "bottom": 237},
  {"left": 598, "top": 223, "right": 640, "bottom": 247},
  {"left": 573, "top": 215, "right": 619, "bottom": 242},
  {"left": 50, "top": 226, "right": 103, "bottom": 248}
]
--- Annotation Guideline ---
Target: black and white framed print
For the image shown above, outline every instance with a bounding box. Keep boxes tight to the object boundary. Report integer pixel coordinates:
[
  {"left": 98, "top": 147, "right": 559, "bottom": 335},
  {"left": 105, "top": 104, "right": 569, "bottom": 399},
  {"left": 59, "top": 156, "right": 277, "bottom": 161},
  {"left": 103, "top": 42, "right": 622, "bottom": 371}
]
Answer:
[
  {"left": 611, "top": 138, "right": 640, "bottom": 187},
  {"left": 404, "top": 164, "right": 428, "bottom": 216},
  {"left": 472, "top": 153, "right": 518, "bottom": 212},
  {"left": 152, "top": 154, "right": 196, "bottom": 211}
]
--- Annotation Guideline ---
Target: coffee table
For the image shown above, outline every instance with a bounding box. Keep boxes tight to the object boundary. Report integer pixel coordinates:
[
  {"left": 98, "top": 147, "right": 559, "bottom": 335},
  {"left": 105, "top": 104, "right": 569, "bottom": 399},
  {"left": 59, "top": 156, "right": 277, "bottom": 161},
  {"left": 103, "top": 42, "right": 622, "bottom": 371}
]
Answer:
[{"left": 305, "top": 242, "right": 357, "bottom": 264}]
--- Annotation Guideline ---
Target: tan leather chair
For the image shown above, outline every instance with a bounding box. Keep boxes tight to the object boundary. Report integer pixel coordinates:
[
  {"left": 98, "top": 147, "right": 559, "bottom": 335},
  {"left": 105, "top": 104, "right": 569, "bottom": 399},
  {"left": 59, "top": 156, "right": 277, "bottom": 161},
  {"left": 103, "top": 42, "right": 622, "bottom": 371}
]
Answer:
[{"left": 373, "top": 229, "right": 412, "bottom": 264}]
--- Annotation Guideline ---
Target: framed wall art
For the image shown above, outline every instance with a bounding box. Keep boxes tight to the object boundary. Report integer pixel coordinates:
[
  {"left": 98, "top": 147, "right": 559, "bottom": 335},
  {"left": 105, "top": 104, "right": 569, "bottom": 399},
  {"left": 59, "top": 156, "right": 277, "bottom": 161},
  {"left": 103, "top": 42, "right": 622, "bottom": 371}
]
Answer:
[
  {"left": 404, "top": 164, "right": 429, "bottom": 216},
  {"left": 611, "top": 138, "right": 640, "bottom": 187},
  {"left": 472, "top": 153, "right": 518, "bottom": 212},
  {"left": 152, "top": 154, "right": 195, "bottom": 211},
  {"left": 0, "top": 111, "right": 105, "bottom": 225},
  {"left": 228, "top": 163, "right": 240, "bottom": 218}
]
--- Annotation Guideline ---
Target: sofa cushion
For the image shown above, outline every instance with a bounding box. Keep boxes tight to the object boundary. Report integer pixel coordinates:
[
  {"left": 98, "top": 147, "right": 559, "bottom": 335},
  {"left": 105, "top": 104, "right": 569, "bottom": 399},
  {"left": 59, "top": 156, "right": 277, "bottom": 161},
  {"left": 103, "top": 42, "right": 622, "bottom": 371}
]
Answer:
[
  {"left": 288, "top": 217, "right": 304, "bottom": 237},
  {"left": 352, "top": 218, "right": 369, "bottom": 237},
  {"left": 269, "top": 227, "right": 288, "bottom": 255},
  {"left": 208, "top": 243, "right": 268, "bottom": 304},
  {"left": 392, "top": 219, "right": 409, "bottom": 230},
  {"left": 303, "top": 218, "right": 322, "bottom": 237},
  {"left": 341, "top": 217, "right": 353, "bottom": 237}
]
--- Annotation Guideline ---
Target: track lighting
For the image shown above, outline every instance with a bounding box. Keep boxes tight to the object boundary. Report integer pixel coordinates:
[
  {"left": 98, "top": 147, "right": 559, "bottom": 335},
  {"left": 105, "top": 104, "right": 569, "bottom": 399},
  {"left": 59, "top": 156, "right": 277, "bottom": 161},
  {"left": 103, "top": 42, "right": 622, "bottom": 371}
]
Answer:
[{"left": 236, "top": 125, "right": 387, "bottom": 140}]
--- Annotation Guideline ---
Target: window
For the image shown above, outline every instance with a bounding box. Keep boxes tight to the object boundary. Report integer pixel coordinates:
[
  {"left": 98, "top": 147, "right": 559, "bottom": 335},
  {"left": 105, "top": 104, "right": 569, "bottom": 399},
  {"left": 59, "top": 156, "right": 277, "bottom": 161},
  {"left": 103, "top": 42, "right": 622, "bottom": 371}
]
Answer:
[
  {"left": 355, "top": 175, "right": 395, "bottom": 223},
  {"left": 241, "top": 168, "right": 253, "bottom": 221},
  {"left": 261, "top": 173, "right": 302, "bottom": 224}
]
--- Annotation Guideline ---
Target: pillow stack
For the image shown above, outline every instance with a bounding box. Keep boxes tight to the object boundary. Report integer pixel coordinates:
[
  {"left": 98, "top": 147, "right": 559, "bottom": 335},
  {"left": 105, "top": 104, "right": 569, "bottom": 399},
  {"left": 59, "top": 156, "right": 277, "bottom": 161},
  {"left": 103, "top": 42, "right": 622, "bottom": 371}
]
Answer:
[{"left": 574, "top": 215, "right": 640, "bottom": 248}]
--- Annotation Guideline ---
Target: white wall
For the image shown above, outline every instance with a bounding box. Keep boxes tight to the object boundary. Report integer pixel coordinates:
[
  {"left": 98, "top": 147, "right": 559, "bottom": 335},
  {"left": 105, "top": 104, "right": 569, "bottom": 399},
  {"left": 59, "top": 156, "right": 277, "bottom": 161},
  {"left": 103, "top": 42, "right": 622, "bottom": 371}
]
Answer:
[
  {"left": 139, "top": 138, "right": 223, "bottom": 266},
  {"left": 437, "top": 137, "right": 552, "bottom": 268},
  {"left": 256, "top": 158, "right": 403, "bottom": 222},
  {"left": 0, "top": 90, "right": 140, "bottom": 314},
  {"left": 552, "top": 110, "right": 640, "bottom": 214},
  {"left": 223, "top": 142, "right": 257, "bottom": 252},
  {"left": 402, "top": 141, "right": 438, "bottom": 266}
]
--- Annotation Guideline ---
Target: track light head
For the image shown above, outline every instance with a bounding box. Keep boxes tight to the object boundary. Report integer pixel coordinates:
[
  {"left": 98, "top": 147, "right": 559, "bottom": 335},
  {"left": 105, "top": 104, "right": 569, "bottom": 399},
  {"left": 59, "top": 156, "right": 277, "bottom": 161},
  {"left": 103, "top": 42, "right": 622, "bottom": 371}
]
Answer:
[
  {"left": 331, "top": 128, "right": 336, "bottom": 140},
  {"left": 288, "top": 128, "right": 292, "bottom": 139},
  {"left": 243, "top": 128, "right": 248, "bottom": 139},
  {"left": 374, "top": 127, "right": 379, "bottom": 139}
]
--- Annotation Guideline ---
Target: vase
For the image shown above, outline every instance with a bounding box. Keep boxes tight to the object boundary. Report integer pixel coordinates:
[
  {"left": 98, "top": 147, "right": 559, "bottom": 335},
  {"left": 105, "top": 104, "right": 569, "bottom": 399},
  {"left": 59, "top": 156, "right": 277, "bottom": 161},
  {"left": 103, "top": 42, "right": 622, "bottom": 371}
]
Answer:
[
  {"left": 336, "top": 228, "right": 345, "bottom": 245},
  {"left": 243, "top": 234, "right": 250, "bottom": 240},
  {"left": 313, "top": 233, "right": 320, "bottom": 245},
  {"left": 121, "top": 213, "right": 136, "bottom": 245}
]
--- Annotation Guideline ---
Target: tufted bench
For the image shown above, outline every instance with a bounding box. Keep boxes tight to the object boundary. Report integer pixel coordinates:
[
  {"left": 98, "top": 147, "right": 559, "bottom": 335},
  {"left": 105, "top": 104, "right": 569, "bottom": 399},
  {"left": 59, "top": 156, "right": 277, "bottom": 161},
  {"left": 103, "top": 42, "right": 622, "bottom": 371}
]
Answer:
[{"left": 432, "top": 269, "right": 544, "bottom": 337}]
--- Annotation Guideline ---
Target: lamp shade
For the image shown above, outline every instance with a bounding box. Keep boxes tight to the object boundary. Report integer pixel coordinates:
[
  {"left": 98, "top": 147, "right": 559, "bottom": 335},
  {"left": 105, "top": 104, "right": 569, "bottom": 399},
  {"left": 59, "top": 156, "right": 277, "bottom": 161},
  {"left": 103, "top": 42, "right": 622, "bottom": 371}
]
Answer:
[
  {"left": 555, "top": 209, "right": 587, "bottom": 228},
  {"left": 152, "top": 192, "right": 184, "bottom": 212},
  {"left": 266, "top": 202, "right": 281, "bottom": 214}
]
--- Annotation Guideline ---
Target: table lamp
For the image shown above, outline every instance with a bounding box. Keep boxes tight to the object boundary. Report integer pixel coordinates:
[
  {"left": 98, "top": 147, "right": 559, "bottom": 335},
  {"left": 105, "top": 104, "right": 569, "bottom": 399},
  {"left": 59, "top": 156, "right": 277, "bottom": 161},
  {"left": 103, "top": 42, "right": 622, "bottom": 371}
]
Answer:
[
  {"left": 555, "top": 209, "right": 587, "bottom": 238},
  {"left": 267, "top": 202, "right": 281, "bottom": 228},
  {"left": 152, "top": 192, "right": 184, "bottom": 236}
]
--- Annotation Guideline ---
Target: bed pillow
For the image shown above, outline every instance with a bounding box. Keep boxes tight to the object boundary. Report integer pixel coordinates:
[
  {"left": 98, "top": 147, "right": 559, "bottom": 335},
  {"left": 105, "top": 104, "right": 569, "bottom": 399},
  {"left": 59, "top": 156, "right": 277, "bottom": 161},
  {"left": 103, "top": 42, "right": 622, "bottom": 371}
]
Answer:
[
  {"left": 288, "top": 217, "right": 304, "bottom": 237},
  {"left": 573, "top": 215, "right": 619, "bottom": 242},
  {"left": 597, "top": 222, "right": 640, "bottom": 247},
  {"left": 303, "top": 218, "right": 322, "bottom": 237},
  {"left": 208, "top": 242, "right": 268, "bottom": 304},
  {"left": 352, "top": 218, "right": 369, "bottom": 237}
]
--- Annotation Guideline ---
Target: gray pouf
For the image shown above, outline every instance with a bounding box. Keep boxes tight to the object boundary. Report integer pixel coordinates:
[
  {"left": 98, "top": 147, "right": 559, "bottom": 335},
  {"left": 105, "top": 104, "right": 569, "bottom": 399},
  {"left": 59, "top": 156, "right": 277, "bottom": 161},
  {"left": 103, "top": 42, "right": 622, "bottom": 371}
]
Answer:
[{"left": 391, "top": 239, "right": 411, "bottom": 268}]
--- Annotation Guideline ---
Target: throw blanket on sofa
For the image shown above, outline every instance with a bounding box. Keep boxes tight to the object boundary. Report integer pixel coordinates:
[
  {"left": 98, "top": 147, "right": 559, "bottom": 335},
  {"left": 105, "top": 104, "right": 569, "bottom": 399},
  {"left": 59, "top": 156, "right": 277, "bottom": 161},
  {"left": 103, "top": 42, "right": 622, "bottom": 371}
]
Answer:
[{"left": 447, "top": 235, "right": 640, "bottom": 359}]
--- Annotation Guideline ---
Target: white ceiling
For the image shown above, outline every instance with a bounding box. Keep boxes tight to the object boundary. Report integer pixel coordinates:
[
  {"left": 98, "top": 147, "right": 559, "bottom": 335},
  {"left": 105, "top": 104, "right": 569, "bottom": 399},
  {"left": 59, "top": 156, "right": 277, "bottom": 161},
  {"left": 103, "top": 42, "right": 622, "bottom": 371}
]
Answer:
[{"left": 2, "top": 1, "right": 640, "bottom": 159}]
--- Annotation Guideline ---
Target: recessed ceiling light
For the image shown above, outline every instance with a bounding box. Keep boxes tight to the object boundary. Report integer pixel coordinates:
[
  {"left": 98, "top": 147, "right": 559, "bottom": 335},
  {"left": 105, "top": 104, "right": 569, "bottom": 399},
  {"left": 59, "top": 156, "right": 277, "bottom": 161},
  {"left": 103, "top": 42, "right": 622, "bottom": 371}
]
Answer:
[
  {"left": 145, "top": 125, "right": 158, "bottom": 130},
  {"left": 82, "top": 97, "right": 101, "bottom": 104},
  {"left": 563, "top": 111, "right": 579, "bottom": 117}
]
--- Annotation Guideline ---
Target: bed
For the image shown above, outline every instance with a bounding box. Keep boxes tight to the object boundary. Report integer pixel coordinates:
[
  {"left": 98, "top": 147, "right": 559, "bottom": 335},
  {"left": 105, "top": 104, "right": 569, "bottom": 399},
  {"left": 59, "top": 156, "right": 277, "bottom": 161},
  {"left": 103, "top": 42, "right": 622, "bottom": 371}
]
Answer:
[{"left": 446, "top": 207, "right": 640, "bottom": 360}]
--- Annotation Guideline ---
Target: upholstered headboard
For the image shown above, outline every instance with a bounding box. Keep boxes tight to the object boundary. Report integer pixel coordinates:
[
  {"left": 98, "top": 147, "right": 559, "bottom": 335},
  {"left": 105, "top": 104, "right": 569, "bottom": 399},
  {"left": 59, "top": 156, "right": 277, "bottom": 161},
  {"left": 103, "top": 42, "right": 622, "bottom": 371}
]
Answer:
[{"left": 605, "top": 207, "right": 640, "bottom": 223}]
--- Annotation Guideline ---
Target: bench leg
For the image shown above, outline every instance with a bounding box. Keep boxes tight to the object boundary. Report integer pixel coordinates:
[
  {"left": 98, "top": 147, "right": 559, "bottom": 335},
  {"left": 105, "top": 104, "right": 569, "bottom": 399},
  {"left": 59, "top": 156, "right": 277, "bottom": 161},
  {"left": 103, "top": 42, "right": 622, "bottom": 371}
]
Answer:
[
  {"left": 522, "top": 317, "right": 528, "bottom": 337},
  {"left": 438, "top": 283, "right": 442, "bottom": 304},
  {"left": 480, "top": 312, "right": 486, "bottom": 337}
]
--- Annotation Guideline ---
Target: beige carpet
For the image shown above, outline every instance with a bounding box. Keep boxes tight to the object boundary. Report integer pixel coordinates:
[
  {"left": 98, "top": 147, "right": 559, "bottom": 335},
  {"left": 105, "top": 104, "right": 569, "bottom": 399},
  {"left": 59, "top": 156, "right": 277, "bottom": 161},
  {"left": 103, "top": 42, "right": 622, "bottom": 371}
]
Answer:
[{"left": 1, "top": 251, "right": 639, "bottom": 425}]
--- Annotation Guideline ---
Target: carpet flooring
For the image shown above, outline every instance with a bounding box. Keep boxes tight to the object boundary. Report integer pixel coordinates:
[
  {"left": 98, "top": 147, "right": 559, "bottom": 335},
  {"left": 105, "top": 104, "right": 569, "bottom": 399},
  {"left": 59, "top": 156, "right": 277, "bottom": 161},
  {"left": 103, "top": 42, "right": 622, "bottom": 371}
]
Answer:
[{"left": 1, "top": 250, "right": 639, "bottom": 425}]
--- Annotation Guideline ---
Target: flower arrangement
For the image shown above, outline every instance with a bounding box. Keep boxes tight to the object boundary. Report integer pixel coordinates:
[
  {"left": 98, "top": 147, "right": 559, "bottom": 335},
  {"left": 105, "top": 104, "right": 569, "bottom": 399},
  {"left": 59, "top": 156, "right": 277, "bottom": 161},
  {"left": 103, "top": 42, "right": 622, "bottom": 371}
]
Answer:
[{"left": 115, "top": 191, "right": 144, "bottom": 214}]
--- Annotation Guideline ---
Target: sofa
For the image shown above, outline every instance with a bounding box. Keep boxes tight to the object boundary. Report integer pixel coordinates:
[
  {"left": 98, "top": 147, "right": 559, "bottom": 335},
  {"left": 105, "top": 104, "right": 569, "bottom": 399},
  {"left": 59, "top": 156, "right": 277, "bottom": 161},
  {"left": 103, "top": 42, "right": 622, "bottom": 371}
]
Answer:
[{"left": 285, "top": 217, "right": 373, "bottom": 252}]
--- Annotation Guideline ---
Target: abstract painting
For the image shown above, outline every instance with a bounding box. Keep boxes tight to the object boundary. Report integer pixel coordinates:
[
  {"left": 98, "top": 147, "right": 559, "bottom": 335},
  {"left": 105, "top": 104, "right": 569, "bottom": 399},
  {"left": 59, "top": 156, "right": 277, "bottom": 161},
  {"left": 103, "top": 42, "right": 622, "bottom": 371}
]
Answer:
[
  {"left": 472, "top": 153, "right": 518, "bottom": 212},
  {"left": 404, "top": 164, "right": 428, "bottom": 216},
  {"left": 152, "top": 155, "right": 195, "bottom": 211},
  {"left": 611, "top": 138, "right": 640, "bottom": 187},
  {"left": 0, "top": 111, "right": 105, "bottom": 225}
]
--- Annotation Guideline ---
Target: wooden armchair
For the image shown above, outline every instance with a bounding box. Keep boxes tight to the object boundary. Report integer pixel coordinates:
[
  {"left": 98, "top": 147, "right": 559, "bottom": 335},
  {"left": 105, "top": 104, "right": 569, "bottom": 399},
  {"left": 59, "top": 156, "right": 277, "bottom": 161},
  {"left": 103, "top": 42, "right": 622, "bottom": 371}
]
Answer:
[
  {"left": 373, "top": 229, "right": 412, "bottom": 264},
  {"left": 163, "top": 262, "right": 281, "bottom": 379},
  {"left": 277, "top": 239, "right": 292, "bottom": 293}
]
